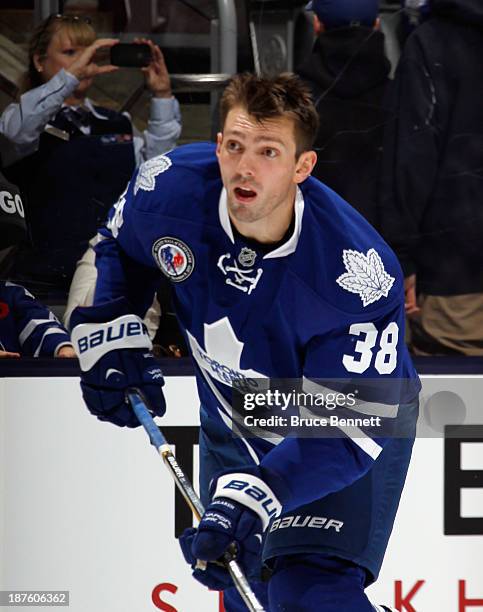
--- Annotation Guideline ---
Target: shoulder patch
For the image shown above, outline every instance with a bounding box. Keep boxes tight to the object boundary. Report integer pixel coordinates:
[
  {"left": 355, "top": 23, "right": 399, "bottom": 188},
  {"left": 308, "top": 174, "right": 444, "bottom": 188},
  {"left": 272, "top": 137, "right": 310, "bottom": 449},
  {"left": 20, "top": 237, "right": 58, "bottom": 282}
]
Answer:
[
  {"left": 152, "top": 237, "right": 195, "bottom": 282},
  {"left": 134, "top": 155, "right": 172, "bottom": 194},
  {"left": 336, "top": 248, "right": 395, "bottom": 307}
]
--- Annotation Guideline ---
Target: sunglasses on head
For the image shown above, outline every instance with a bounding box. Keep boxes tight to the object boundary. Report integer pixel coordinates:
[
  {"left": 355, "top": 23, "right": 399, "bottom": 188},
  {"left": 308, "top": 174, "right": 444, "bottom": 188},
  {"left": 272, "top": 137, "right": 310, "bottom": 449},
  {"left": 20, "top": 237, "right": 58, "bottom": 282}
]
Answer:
[
  {"left": 37, "top": 13, "right": 92, "bottom": 38},
  {"left": 46, "top": 13, "right": 92, "bottom": 25}
]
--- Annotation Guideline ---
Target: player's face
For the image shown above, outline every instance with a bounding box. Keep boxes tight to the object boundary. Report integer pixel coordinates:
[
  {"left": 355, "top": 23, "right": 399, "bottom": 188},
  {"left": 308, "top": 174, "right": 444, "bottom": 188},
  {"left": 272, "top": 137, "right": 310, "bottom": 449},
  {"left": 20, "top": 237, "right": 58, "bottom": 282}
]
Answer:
[
  {"left": 216, "top": 106, "right": 316, "bottom": 243},
  {"left": 35, "top": 28, "right": 92, "bottom": 95}
]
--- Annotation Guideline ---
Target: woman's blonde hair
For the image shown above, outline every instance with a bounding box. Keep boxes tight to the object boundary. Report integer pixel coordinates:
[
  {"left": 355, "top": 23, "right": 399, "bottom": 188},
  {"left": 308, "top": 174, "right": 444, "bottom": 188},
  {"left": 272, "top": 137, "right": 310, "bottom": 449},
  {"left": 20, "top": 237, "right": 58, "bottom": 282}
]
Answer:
[{"left": 21, "top": 14, "right": 96, "bottom": 93}]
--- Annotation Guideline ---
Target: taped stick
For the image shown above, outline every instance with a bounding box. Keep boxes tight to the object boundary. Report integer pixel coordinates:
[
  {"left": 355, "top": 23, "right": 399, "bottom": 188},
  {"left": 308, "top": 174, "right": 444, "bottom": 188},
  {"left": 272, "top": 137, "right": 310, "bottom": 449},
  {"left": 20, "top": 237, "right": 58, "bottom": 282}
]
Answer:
[{"left": 126, "top": 388, "right": 266, "bottom": 612}]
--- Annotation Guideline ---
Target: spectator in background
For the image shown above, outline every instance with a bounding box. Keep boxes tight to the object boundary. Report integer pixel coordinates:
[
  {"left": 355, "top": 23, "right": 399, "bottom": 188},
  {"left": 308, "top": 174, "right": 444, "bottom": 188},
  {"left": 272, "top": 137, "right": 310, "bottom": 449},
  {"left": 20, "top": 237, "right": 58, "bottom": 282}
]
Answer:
[
  {"left": 399, "top": 0, "right": 432, "bottom": 43},
  {"left": 0, "top": 281, "right": 75, "bottom": 357},
  {"left": 378, "top": 0, "right": 483, "bottom": 355},
  {"left": 0, "top": 171, "right": 28, "bottom": 277},
  {"left": 297, "top": 0, "right": 390, "bottom": 226},
  {"left": 0, "top": 174, "right": 75, "bottom": 357},
  {"left": 0, "top": 14, "right": 181, "bottom": 301}
]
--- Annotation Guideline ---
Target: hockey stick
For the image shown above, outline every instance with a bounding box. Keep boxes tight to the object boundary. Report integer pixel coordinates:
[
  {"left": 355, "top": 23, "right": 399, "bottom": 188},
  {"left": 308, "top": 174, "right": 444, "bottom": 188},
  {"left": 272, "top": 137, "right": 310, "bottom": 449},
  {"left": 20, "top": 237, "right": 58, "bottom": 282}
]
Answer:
[{"left": 126, "top": 388, "right": 266, "bottom": 612}]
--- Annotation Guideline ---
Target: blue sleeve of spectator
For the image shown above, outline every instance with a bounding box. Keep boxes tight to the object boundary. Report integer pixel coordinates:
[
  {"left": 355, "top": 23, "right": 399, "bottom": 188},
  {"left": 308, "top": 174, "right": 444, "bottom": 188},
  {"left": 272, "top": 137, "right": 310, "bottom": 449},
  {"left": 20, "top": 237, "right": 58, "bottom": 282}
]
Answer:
[{"left": 4, "top": 282, "right": 71, "bottom": 356}]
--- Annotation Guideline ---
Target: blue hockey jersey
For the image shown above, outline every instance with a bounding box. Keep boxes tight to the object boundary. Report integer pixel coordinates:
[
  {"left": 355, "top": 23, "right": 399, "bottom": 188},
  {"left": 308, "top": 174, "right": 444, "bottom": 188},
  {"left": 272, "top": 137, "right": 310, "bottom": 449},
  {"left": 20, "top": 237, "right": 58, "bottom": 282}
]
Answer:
[
  {"left": 0, "top": 281, "right": 71, "bottom": 356},
  {"left": 94, "top": 142, "right": 420, "bottom": 511}
]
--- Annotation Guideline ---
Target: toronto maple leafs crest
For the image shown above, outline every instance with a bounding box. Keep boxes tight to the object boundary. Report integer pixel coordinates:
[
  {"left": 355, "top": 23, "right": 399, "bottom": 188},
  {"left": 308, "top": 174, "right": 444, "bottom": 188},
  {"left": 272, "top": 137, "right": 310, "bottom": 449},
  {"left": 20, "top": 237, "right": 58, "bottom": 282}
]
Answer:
[
  {"left": 336, "top": 249, "right": 395, "bottom": 307},
  {"left": 134, "top": 155, "right": 172, "bottom": 194},
  {"left": 187, "top": 317, "right": 266, "bottom": 389}
]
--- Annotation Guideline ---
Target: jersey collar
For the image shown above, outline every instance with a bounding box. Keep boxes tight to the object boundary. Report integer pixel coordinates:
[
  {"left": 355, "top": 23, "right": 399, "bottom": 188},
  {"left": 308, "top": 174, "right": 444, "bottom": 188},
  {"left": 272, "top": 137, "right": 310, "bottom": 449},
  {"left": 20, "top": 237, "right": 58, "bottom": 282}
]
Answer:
[{"left": 218, "top": 186, "right": 305, "bottom": 259}]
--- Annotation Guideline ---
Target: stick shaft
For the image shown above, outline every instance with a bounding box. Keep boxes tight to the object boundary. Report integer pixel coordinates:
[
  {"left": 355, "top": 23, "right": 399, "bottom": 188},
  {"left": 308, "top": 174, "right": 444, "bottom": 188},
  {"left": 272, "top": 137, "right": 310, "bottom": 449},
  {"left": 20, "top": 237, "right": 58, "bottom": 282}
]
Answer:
[
  {"left": 126, "top": 388, "right": 265, "bottom": 612},
  {"left": 160, "top": 447, "right": 204, "bottom": 520}
]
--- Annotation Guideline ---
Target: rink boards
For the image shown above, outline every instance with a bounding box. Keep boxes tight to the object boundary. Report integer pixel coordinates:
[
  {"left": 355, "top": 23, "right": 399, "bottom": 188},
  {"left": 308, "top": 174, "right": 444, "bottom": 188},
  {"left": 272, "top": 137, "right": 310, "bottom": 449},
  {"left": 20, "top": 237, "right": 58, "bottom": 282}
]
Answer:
[{"left": 0, "top": 375, "right": 481, "bottom": 612}]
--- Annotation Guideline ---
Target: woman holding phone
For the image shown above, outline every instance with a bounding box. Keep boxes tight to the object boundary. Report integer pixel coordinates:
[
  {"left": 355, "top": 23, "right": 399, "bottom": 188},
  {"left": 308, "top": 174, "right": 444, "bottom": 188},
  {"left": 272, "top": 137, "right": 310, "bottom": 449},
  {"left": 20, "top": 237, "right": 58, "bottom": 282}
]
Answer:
[{"left": 0, "top": 14, "right": 181, "bottom": 300}]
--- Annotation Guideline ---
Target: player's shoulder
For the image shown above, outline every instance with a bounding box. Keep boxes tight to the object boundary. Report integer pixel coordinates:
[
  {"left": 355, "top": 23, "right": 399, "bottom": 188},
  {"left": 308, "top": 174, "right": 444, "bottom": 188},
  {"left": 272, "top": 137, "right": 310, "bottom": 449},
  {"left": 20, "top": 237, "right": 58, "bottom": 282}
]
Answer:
[
  {"left": 294, "top": 178, "right": 404, "bottom": 316},
  {"left": 129, "top": 141, "right": 221, "bottom": 215}
]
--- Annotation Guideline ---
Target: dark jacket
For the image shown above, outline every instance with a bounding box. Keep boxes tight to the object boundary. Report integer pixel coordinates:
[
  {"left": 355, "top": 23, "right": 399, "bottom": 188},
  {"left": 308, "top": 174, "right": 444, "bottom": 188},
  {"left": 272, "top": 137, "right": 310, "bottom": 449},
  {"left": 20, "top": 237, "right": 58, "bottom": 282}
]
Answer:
[
  {"left": 378, "top": 0, "right": 483, "bottom": 295},
  {"left": 297, "top": 26, "right": 391, "bottom": 226},
  {"left": 4, "top": 105, "right": 135, "bottom": 298}
]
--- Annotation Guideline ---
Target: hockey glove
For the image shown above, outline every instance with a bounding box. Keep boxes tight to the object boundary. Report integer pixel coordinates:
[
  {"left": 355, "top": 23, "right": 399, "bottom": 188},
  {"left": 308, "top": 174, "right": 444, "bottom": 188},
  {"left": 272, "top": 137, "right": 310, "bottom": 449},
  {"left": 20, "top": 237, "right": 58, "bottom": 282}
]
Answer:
[
  {"left": 179, "top": 498, "right": 263, "bottom": 590},
  {"left": 179, "top": 470, "right": 282, "bottom": 590},
  {"left": 70, "top": 298, "right": 165, "bottom": 427}
]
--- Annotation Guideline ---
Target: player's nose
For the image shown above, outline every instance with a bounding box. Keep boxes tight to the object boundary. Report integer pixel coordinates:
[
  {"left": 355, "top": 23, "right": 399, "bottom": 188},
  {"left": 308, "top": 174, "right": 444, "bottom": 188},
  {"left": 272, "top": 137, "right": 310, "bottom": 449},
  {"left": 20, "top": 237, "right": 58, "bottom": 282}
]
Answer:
[{"left": 235, "top": 150, "right": 256, "bottom": 178}]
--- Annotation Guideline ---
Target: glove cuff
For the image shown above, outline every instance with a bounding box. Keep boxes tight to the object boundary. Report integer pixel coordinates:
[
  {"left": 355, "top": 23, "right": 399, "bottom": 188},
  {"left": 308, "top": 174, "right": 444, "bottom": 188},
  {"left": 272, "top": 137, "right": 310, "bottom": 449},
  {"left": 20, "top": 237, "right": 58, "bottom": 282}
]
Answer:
[
  {"left": 70, "top": 297, "right": 133, "bottom": 329},
  {"left": 212, "top": 473, "right": 282, "bottom": 531},
  {"left": 71, "top": 314, "right": 152, "bottom": 371}
]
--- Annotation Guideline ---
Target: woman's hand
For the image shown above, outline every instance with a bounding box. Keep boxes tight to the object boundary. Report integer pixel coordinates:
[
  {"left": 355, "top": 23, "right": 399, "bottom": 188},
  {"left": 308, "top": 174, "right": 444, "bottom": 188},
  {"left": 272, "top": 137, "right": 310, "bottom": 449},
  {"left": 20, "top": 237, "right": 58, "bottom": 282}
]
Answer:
[
  {"left": 135, "top": 38, "right": 172, "bottom": 98},
  {"left": 67, "top": 38, "right": 120, "bottom": 81}
]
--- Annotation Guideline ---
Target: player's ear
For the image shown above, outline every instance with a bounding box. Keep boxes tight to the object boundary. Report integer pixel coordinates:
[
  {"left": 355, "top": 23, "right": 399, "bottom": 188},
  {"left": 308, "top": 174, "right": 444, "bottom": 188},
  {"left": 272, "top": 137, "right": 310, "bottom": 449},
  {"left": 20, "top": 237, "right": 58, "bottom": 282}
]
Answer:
[
  {"left": 294, "top": 150, "right": 317, "bottom": 184},
  {"left": 216, "top": 132, "right": 223, "bottom": 157}
]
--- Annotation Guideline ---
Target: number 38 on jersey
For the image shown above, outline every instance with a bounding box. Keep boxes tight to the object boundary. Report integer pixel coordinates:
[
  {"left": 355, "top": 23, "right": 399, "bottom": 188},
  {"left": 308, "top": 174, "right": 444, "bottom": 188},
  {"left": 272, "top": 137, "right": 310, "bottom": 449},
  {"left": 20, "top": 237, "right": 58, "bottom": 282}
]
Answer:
[{"left": 343, "top": 322, "right": 399, "bottom": 375}]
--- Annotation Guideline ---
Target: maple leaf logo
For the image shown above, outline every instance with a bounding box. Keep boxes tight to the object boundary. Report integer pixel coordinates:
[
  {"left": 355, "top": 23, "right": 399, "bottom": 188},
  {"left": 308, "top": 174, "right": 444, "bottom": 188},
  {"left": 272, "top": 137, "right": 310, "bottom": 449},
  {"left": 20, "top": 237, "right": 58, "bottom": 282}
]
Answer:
[
  {"left": 134, "top": 155, "right": 172, "bottom": 194},
  {"left": 336, "top": 248, "right": 395, "bottom": 307}
]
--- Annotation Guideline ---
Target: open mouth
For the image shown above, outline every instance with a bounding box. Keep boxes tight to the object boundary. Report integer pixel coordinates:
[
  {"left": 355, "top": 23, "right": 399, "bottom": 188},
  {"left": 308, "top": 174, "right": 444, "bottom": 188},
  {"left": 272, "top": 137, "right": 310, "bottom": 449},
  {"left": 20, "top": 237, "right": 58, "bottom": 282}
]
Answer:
[{"left": 234, "top": 186, "right": 257, "bottom": 203}]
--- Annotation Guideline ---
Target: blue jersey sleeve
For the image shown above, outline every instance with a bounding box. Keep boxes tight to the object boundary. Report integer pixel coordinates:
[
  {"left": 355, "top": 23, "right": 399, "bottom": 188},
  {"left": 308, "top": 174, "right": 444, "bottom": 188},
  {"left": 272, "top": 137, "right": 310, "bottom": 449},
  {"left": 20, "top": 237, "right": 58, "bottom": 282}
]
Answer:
[
  {"left": 94, "top": 166, "right": 167, "bottom": 315},
  {"left": 2, "top": 282, "right": 72, "bottom": 356}
]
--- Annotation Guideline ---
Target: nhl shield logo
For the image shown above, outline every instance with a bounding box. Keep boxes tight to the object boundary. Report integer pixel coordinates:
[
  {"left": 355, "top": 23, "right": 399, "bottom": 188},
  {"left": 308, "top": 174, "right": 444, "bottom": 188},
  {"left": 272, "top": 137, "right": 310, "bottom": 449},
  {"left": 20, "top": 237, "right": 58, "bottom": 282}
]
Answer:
[
  {"left": 238, "top": 247, "right": 257, "bottom": 267},
  {"left": 152, "top": 237, "right": 194, "bottom": 282}
]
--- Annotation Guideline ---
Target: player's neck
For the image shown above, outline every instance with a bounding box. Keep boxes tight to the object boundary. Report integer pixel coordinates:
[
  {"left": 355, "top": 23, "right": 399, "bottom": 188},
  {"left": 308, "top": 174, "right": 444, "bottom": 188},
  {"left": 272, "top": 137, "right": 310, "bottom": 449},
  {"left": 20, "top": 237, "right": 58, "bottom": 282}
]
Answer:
[
  {"left": 232, "top": 213, "right": 295, "bottom": 254},
  {"left": 230, "top": 192, "right": 296, "bottom": 245}
]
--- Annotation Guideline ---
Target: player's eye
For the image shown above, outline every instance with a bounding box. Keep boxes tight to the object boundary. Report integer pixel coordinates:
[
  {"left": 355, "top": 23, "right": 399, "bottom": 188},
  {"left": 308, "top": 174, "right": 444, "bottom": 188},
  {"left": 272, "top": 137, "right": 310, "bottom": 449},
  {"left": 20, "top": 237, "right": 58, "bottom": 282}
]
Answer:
[
  {"left": 263, "top": 148, "right": 278, "bottom": 159},
  {"left": 63, "top": 48, "right": 77, "bottom": 56},
  {"left": 226, "top": 140, "right": 241, "bottom": 152}
]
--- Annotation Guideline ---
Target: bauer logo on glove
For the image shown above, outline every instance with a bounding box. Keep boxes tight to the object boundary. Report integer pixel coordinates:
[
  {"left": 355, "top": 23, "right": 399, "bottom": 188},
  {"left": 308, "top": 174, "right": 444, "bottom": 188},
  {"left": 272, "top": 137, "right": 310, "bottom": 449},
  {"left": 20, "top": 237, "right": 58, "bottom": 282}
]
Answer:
[
  {"left": 70, "top": 298, "right": 166, "bottom": 428},
  {"left": 76, "top": 318, "right": 147, "bottom": 354},
  {"left": 72, "top": 314, "right": 150, "bottom": 370}
]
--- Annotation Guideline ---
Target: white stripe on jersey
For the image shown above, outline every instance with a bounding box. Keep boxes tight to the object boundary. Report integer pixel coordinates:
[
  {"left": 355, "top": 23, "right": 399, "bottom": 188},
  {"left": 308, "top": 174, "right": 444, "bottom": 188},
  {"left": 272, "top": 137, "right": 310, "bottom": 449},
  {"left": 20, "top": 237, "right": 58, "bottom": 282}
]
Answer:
[
  {"left": 338, "top": 424, "right": 383, "bottom": 460},
  {"left": 19, "top": 313, "right": 57, "bottom": 346},
  {"left": 303, "top": 377, "right": 399, "bottom": 418},
  {"left": 33, "top": 327, "right": 67, "bottom": 357}
]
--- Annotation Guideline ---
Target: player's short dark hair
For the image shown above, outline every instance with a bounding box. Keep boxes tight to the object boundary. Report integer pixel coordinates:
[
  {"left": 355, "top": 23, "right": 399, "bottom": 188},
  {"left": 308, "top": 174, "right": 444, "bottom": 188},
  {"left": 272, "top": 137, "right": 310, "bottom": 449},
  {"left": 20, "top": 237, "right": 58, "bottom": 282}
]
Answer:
[{"left": 220, "top": 72, "right": 319, "bottom": 158}]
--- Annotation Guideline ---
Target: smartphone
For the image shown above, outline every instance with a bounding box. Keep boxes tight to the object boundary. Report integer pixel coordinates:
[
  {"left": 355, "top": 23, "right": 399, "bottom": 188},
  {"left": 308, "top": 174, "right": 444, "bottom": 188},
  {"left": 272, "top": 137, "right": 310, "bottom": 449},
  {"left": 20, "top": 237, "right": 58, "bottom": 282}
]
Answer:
[{"left": 110, "top": 43, "right": 151, "bottom": 67}]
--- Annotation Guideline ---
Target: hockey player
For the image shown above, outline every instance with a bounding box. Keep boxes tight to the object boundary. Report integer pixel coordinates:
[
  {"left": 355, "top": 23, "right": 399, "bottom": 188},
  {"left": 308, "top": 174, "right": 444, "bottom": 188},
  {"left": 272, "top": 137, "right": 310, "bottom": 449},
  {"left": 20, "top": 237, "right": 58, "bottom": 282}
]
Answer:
[
  {"left": 0, "top": 281, "right": 74, "bottom": 357},
  {"left": 70, "top": 73, "right": 419, "bottom": 611}
]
